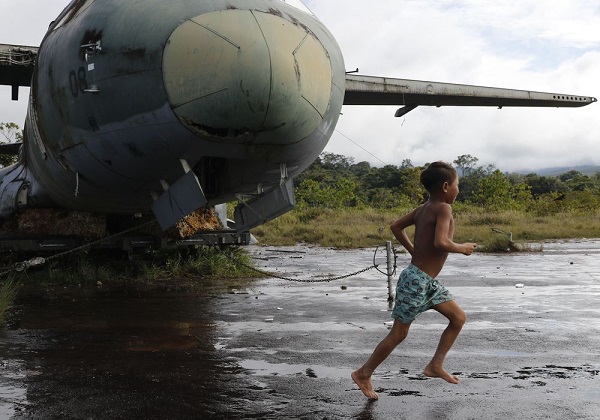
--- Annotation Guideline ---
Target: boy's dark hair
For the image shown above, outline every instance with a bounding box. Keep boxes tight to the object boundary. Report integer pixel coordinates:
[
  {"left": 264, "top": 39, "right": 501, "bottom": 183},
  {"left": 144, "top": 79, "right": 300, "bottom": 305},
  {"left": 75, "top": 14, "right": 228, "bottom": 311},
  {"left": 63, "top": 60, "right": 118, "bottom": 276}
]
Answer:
[{"left": 420, "top": 161, "right": 457, "bottom": 193}]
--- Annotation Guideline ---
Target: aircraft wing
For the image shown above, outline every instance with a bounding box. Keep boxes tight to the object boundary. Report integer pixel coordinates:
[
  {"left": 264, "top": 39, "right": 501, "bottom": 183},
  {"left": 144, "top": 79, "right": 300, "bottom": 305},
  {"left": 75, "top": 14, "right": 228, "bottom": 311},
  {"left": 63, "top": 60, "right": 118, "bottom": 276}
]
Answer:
[
  {"left": 0, "top": 142, "right": 22, "bottom": 155},
  {"left": 0, "top": 44, "right": 38, "bottom": 100},
  {"left": 344, "top": 74, "right": 597, "bottom": 117}
]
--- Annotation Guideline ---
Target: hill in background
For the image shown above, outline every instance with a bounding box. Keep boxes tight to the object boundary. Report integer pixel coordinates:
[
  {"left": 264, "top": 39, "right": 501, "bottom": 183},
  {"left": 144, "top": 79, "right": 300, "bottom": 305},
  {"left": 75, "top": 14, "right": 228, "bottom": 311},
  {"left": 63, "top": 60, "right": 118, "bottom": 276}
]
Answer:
[{"left": 516, "top": 165, "right": 600, "bottom": 177}]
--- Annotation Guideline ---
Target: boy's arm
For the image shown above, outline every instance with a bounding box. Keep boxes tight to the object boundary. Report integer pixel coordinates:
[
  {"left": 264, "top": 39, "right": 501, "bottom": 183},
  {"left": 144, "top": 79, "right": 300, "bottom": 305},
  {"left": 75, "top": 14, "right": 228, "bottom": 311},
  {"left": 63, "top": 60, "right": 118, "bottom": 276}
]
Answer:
[
  {"left": 390, "top": 209, "right": 417, "bottom": 255},
  {"left": 434, "top": 204, "right": 477, "bottom": 255}
]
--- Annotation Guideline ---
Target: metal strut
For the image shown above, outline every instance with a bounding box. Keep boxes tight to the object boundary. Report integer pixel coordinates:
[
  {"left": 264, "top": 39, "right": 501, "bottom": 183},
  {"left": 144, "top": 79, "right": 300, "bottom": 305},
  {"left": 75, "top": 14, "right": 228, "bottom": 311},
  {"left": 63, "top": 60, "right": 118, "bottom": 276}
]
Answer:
[{"left": 233, "top": 163, "right": 295, "bottom": 232}]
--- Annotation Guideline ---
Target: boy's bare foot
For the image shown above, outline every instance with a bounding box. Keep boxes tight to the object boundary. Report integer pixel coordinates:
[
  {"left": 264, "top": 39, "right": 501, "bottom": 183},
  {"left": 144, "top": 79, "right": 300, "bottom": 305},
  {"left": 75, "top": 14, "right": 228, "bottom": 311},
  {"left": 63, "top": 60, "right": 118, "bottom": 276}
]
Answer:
[
  {"left": 423, "top": 364, "right": 460, "bottom": 384},
  {"left": 351, "top": 370, "right": 379, "bottom": 400}
]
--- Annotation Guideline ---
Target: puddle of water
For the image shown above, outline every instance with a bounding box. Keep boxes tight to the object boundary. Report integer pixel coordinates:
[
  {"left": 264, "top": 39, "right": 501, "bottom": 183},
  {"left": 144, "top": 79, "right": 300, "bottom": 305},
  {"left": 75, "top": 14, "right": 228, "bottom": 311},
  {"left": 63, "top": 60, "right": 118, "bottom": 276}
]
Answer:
[
  {"left": 2, "top": 242, "right": 600, "bottom": 418},
  {"left": 0, "top": 385, "right": 26, "bottom": 418},
  {"left": 0, "top": 289, "right": 263, "bottom": 419},
  {"left": 584, "top": 388, "right": 600, "bottom": 401},
  {"left": 0, "top": 360, "right": 27, "bottom": 418},
  {"left": 239, "top": 359, "right": 349, "bottom": 380}
]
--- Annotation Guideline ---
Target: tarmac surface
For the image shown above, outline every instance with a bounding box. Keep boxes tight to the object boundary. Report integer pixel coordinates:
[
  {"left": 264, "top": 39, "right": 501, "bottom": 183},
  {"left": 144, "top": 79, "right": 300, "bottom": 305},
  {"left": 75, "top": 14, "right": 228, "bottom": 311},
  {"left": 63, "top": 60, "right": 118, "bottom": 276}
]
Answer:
[{"left": 1, "top": 240, "right": 600, "bottom": 419}]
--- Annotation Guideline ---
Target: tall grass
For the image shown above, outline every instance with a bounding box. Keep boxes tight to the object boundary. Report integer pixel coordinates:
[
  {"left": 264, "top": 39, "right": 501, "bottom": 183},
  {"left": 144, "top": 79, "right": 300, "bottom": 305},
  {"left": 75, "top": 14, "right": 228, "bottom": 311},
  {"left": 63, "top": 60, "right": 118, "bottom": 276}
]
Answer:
[
  {"left": 252, "top": 206, "right": 600, "bottom": 250},
  {"left": 252, "top": 207, "right": 409, "bottom": 248},
  {"left": 0, "top": 276, "right": 20, "bottom": 326},
  {"left": 141, "top": 246, "right": 260, "bottom": 280},
  {"left": 19, "top": 246, "right": 261, "bottom": 287}
]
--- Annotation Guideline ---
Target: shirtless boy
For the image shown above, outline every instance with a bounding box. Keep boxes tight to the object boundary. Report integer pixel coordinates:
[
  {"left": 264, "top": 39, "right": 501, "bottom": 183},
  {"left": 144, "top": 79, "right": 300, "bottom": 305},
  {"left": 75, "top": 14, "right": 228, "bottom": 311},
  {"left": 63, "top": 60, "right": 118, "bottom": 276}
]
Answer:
[{"left": 352, "top": 161, "right": 477, "bottom": 400}]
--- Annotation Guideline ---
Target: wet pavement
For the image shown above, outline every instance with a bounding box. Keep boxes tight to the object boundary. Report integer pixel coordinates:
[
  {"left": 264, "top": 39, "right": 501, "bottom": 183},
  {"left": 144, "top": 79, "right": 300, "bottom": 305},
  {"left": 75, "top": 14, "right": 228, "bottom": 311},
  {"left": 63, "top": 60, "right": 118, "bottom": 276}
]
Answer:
[{"left": 1, "top": 241, "right": 600, "bottom": 419}]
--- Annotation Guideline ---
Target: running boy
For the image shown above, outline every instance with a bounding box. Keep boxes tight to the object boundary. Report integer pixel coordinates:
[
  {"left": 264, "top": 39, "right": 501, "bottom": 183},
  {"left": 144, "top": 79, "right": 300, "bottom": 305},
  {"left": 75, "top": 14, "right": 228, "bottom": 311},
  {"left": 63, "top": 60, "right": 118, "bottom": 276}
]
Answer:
[{"left": 352, "top": 161, "right": 477, "bottom": 400}]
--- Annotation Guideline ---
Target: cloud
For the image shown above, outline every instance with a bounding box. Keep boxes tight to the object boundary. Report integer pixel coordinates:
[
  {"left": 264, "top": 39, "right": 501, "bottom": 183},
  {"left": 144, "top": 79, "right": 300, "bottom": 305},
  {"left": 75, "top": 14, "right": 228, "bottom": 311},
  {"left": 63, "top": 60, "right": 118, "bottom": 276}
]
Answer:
[{"left": 311, "top": 0, "right": 600, "bottom": 172}]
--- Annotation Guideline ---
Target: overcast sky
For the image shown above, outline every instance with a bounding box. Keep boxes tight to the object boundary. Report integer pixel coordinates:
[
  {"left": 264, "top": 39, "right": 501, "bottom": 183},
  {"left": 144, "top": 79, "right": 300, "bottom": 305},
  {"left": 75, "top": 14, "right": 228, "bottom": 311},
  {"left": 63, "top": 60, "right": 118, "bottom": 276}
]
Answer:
[{"left": 1, "top": 0, "right": 599, "bottom": 172}]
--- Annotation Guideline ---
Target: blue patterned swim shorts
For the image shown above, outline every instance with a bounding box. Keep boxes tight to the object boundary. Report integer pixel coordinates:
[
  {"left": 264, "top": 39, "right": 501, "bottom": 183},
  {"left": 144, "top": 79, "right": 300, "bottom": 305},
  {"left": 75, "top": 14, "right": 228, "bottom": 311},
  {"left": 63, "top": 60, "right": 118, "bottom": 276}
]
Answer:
[{"left": 391, "top": 263, "right": 454, "bottom": 324}]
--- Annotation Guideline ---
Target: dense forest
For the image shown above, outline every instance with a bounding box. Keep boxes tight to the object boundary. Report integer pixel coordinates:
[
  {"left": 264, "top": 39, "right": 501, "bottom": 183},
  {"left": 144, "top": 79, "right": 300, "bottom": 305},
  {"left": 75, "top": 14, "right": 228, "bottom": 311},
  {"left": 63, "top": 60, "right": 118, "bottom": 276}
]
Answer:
[{"left": 294, "top": 152, "right": 600, "bottom": 214}]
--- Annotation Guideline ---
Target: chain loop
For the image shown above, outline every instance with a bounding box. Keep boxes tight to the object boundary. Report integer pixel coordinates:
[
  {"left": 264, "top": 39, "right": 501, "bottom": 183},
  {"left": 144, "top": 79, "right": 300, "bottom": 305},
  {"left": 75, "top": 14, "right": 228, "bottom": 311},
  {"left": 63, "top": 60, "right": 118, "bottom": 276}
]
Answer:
[{"left": 231, "top": 257, "right": 378, "bottom": 283}]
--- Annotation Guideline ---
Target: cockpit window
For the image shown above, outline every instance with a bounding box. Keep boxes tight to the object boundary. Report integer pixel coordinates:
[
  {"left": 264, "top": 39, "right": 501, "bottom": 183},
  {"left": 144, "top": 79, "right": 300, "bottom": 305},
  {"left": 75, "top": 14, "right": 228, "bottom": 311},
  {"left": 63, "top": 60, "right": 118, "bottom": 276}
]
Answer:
[{"left": 280, "top": 0, "right": 314, "bottom": 15}]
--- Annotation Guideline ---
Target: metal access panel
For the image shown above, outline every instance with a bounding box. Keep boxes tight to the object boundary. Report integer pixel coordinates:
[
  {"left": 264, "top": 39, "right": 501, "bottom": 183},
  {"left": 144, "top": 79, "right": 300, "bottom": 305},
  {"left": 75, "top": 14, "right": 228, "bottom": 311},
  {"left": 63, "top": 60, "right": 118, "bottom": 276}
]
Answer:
[
  {"left": 234, "top": 178, "right": 295, "bottom": 232},
  {"left": 151, "top": 171, "right": 208, "bottom": 230}
]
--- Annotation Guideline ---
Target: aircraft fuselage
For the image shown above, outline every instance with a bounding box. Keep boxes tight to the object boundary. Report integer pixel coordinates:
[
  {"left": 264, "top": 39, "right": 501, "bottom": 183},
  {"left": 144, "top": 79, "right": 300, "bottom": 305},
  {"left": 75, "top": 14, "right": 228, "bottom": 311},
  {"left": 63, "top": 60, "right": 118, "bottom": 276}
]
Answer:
[{"left": 13, "top": 0, "right": 344, "bottom": 223}]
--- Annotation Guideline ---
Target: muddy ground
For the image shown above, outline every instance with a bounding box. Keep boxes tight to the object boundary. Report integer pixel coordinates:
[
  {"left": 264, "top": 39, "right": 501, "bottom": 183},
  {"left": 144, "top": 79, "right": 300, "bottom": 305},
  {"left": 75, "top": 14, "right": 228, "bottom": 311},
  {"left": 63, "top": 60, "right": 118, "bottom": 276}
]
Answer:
[{"left": 1, "top": 241, "right": 599, "bottom": 419}]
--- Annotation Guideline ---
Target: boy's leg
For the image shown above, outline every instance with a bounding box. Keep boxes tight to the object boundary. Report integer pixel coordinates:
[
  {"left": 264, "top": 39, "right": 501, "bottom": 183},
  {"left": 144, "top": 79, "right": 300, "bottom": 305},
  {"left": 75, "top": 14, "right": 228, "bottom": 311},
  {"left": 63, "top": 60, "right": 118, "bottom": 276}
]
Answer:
[
  {"left": 352, "top": 319, "right": 411, "bottom": 400},
  {"left": 423, "top": 300, "right": 466, "bottom": 384}
]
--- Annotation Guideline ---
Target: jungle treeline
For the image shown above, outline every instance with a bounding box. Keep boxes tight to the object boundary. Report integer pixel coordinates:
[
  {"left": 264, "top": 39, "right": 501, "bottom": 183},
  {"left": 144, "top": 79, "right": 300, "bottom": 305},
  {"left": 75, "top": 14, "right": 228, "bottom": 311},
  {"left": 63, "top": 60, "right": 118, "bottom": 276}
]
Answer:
[
  {"left": 293, "top": 152, "right": 600, "bottom": 214},
  {"left": 250, "top": 152, "right": 600, "bottom": 248}
]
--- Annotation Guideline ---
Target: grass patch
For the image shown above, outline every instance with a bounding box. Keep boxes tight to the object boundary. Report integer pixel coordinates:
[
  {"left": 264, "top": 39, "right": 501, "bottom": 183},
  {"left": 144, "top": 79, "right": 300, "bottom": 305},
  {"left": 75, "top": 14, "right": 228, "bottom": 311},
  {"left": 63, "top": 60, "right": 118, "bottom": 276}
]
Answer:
[
  {"left": 253, "top": 206, "right": 600, "bottom": 251},
  {"left": 253, "top": 207, "right": 408, "bottom": 249},
  {"left": 9, "top": 246, "right": 262, "bottom": 288},
  {"left": 0, "top": 275, "right": 20, "bottom": 326},
  {"left": 143, "top": 246, "right": 260, "bottom": 280}
]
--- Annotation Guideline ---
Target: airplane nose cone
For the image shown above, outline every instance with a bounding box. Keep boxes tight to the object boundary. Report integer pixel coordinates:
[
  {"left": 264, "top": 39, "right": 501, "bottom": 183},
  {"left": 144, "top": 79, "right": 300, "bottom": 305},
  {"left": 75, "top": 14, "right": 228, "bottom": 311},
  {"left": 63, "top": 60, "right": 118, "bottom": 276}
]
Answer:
[{"left": 162, "top": 9, "right": 332, "bottom": 144}]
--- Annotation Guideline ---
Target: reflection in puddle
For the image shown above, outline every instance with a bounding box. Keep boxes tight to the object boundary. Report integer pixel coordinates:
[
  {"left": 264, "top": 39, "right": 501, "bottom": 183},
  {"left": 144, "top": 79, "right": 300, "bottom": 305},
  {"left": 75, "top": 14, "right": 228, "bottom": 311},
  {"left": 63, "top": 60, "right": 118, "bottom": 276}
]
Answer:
[
  {"left": 0, "top": 384, "right": 26, "bottom": 418},
  {"left": 0, "top": 358, "right": 27, "bottom": 417},
  {"left": 240, "top": 359, "right": 348, "bottom": 379},
  {"left": 0, "top": 289, "right": 258, "bottom": 419},
  {"left": 125, "top": 335, "right": 200, "bottom": 352}
]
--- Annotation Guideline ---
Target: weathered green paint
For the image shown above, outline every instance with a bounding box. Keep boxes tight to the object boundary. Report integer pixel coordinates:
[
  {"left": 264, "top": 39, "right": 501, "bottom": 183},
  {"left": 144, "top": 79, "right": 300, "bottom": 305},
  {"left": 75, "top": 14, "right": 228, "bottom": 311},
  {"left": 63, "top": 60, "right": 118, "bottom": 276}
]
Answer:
[{"left": 163, "top": 10, "right": 332, "bottom": 146}]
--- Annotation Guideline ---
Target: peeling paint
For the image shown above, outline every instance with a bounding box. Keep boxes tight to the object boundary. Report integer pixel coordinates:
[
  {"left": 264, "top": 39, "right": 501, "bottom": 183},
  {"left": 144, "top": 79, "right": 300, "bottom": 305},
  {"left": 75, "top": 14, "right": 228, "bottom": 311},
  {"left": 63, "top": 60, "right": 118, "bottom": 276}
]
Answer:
[
  {"left": 267, "top": 8, "right": 284, "bottom": 18},
  {"left": 181, "top": 116, "right": 245, "bottom": 140},
  {"left": 79, "top": 29, "right": 104, "bottom": 61},
  {"left": 287, "top": 15, "right": 312, "bottom": 33}
]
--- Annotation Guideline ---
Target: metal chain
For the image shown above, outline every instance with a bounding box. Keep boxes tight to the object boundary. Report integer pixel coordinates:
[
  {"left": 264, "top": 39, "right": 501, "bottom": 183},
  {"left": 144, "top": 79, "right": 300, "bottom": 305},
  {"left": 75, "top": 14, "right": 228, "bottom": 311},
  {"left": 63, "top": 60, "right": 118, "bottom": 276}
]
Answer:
[
  {"left": 0, "top": 220, "right": 157, "bottom": 277},
  {"left": 182, "top": 214, "right": 390, "bottom": 282},
  {"left": 180, "top": 218, "right": 387, "bottom": 283},
  {"left": 373, "top": 244, "right": 398, "bottom": 277},
  {"left": 44, "top": 220, "right": 156, "bottom": 263},
  {"left": 232, "top": 257, "right": 378, "bottom": 283}
]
